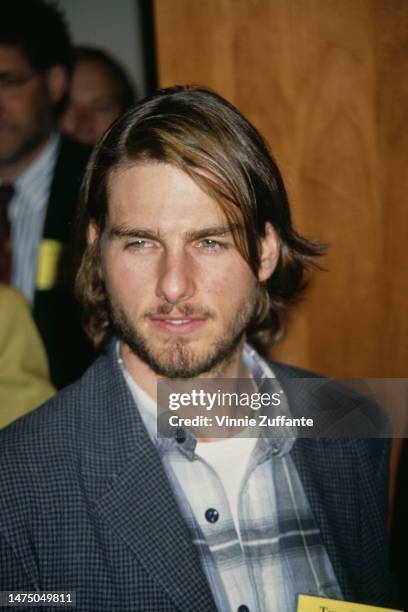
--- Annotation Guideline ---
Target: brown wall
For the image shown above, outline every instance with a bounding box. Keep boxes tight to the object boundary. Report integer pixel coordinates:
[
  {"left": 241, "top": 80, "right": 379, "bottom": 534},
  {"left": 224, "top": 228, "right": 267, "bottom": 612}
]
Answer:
[{"left": 153, "top": 0, "right": 408, "bottom": 378}]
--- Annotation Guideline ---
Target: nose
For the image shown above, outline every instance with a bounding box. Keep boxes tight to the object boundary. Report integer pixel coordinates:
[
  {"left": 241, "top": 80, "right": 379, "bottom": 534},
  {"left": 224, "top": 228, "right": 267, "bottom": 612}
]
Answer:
[{"left": 155, "top": 249, "right": 196, "bottom": 304}]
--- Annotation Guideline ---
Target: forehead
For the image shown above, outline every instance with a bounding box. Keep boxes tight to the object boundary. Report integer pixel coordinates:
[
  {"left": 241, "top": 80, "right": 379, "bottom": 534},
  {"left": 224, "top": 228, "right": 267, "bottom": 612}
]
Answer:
[
  {"left": 72, "top": 61, "right": 118, "bottom": 97},
  {"left": 106, "top": 162, "right": 227, "bottom": 231},
  {"left": 0, "top": 45, "right": 31, "bottom": 71}
]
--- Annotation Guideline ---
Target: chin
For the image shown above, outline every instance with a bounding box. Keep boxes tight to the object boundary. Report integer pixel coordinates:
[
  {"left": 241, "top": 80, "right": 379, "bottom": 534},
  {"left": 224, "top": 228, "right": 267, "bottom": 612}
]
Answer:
[{"left": 127, "top": 328, "right": 244, "bottom": 379}]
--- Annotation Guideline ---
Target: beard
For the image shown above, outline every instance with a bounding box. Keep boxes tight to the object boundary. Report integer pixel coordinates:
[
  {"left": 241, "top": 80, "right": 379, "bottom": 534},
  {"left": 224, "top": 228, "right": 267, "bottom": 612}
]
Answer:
[{"left": 108, "top": 293, "right": 258, "bottom": 379}]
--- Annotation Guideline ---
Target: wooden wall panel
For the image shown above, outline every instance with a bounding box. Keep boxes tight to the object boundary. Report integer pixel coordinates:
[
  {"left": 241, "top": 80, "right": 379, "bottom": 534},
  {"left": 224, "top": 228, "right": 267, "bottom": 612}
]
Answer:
[{"left": 153, "top": 0, "right": 408, "bottom": 378}]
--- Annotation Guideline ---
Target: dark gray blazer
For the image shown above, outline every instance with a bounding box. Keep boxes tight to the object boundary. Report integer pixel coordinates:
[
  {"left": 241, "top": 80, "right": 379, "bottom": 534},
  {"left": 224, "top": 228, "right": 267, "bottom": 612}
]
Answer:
[{"left": 0, "top": 347, "right": 393, "bottom": 611}]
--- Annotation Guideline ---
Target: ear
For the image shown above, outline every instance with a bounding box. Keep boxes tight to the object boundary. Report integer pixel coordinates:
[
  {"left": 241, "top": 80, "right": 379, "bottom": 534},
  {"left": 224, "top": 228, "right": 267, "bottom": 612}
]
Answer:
[
  {"left": 87, "top": 221, "right": 99, "bottom": 246},
  {"left": 87, "top": 222, "right": 106, "bottom": 283},
  {"left": 258, "top": 222, "right": 280, "bottom": 282},
  {"left": 44, "top": 65, "right": 69, "bottom": 105}
]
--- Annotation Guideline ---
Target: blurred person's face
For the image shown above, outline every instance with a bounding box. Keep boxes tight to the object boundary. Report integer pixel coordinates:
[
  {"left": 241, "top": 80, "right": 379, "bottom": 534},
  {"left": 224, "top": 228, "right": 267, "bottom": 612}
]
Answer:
[
  {"left": 0, "top": 45, "right": 67, "bottom": 178},
  {"left": 90, "top": 162, "right": 279, "bottom": 383},
  {"left": 60, "top": 60, "right": 122, "bottom": 146}
]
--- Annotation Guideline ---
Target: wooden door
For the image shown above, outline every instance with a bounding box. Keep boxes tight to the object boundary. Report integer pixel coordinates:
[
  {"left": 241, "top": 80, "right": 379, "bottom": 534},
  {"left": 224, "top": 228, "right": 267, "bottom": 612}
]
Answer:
[{"left": 153, "top": 0, "right": 408, "bottom": 379}]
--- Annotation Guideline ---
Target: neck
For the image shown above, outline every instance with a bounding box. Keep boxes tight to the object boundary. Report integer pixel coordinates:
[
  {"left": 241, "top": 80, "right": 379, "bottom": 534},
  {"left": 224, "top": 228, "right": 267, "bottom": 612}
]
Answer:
[
  {"left": 121, "top": 340, "right": 250, "bottom": 401},
  {"left": 0, "top": 130, "right": 54, "bottom": 181}
]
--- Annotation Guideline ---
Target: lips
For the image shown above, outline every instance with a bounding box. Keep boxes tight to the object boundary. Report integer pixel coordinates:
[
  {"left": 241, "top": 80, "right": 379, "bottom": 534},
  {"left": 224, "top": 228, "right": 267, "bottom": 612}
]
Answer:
[{"left": 150, "top": 316, "right": 207, "bottom": 335}]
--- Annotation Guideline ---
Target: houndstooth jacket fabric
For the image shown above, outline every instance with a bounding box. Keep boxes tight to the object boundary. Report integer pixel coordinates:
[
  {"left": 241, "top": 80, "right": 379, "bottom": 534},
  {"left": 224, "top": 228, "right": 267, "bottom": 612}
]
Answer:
[{"left": 0, "top": 346, "right": 393, "bottom": 611}]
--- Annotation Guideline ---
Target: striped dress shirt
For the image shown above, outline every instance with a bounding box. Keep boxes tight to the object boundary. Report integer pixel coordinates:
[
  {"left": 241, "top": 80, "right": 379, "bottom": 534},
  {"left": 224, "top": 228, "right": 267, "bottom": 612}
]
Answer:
[{"left": 7, "top": 133, "right": 60, "bottom": 304}]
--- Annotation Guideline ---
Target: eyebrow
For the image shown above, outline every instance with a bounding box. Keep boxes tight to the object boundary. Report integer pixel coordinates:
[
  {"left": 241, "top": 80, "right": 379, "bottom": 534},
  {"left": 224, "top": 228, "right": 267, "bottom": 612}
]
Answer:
[{"left": 108, "top": 224, "right": 238, "bottom": 241}]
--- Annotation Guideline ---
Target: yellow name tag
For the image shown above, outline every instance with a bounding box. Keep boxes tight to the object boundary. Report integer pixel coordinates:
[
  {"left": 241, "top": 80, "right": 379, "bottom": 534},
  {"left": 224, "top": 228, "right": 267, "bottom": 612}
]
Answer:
[
  {"left": 297, "top": 594, "right": 402, "bottom": 612},
  {"left": 36, "top": 239, "right": 64, "bottom": 290}
]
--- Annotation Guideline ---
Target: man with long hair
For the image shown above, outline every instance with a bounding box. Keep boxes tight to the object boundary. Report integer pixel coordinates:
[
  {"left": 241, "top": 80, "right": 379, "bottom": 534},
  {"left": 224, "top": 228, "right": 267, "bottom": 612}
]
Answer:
[{"left": 0, "top": 87, "right": 393, "bottom": 611}]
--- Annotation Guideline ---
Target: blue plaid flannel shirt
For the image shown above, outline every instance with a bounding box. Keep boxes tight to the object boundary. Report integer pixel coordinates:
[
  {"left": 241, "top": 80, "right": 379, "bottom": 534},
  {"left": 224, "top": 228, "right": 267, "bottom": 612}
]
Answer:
[{"left": 119, "top": 344, "right": 343, "bottom": 611}]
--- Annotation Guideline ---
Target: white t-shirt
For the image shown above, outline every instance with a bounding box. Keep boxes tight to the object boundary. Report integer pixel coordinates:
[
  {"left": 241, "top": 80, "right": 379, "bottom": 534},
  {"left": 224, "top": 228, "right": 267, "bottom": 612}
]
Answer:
[
  {"left": 196, "top": 434, "right": 257, "bottom": 542},
  {"left": 121, "top": 355, "right": 258, "bottom": 543}
]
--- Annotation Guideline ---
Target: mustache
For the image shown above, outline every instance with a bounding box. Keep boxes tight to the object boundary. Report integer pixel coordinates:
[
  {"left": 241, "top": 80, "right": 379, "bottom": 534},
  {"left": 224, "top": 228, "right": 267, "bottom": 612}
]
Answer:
[{"left": 144, "top": 303, "right": 215, "bottom": 318}]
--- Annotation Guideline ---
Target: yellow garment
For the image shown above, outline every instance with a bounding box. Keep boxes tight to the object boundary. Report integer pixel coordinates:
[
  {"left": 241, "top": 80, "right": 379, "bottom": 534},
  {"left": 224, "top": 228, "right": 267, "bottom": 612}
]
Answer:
[{"left": 0, "top": 285, "right": 55, "bottom": 428}]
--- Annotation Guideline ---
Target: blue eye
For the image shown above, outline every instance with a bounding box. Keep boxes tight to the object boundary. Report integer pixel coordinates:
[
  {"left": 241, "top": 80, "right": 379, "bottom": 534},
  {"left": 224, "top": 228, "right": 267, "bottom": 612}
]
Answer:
[
  {"left": 199, "top": 239, "right": 224, "bottom": 251},
  {"left": 126, "top": 239, "right": 153, "bottom": 250}
]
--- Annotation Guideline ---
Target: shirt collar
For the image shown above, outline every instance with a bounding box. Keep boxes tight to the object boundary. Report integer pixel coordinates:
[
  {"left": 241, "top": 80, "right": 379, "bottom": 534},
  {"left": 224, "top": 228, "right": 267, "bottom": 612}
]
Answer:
[
  {"left": 242, "top": 343, "right": 296, "bottom": 458},
  {"left": 118, "top": 341, "right": 296, "bottom": 460}
]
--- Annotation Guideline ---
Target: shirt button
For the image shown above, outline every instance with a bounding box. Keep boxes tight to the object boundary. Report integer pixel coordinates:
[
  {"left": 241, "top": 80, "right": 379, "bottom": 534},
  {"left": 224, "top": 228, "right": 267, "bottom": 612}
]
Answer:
[
  {"left": 237, "top": 606, "right": 250, "bottom": 612},
  {"left": 205, "top": 508, "right": 219, "bottom": 523},
  {"left": 175, "top": 428, "right": 186, "bottom": 443}
]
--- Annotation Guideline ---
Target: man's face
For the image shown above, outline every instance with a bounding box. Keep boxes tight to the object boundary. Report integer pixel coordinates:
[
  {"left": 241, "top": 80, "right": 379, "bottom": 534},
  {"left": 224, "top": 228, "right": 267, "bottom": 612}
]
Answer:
[
  {"left": 96, "top": 162, "right": 277, "bottom": 378},
  {"left": 0, "top": 45, "right": 65, "bottom": 172},
  {"left": 60, "top": 60, "right": 122, "bottom": 146}
]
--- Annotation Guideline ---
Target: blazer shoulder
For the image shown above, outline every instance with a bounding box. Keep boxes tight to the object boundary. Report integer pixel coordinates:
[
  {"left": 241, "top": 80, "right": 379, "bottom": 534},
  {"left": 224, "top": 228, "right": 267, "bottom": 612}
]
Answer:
[
  {"left": 0, "top": 352, "right": 106, "bottom": 454},
  {"left": 268, "top": 359, "right": 323, "bottom": 379},
  {"left": 0, "top": 346, "right": 130, "bottom": 458},
  {"left": 0, "top": 377, "right": 80, "bottom": 454},
  {"left": 268, "top": 359, "right": 391, "bottom": 441}
]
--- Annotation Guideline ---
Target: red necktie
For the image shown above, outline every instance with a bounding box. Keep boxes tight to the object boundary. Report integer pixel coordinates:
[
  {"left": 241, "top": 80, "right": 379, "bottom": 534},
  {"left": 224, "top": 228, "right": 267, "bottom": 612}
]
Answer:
[{"left": 0, "top": 183, "right": 15, "bottom": 283}]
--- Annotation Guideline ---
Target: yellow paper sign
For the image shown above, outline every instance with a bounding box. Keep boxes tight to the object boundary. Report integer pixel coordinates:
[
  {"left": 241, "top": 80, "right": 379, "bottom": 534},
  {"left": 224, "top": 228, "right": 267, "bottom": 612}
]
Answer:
[
  {"left": 297, "top": 594, "right": 402, "bottom": 612},
  {"left": 36, "top": 239, "right": 64, "bottom": 290}
]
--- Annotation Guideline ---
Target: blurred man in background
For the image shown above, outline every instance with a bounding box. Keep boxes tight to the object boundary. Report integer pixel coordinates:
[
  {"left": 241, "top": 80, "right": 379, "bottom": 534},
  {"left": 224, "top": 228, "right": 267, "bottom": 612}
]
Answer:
[
  {"left": 0, "top": 0, "right": 94, "bottom": 389},
  {"left": 60, "top": 46, "right": 136, "bottom": 146}
]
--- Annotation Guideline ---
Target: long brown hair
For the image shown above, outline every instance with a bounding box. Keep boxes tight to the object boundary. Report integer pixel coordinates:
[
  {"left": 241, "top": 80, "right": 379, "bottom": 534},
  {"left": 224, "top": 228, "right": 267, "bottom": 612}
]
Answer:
[{"left": 75, "top": 85, "right": 324, "bottom": 353}]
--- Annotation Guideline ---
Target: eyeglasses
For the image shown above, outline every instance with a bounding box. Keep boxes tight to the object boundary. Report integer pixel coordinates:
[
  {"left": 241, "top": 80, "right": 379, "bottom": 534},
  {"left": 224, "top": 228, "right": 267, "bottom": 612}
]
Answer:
[{"left": 0, "top": 71, "right": 37, "bottom": 93}]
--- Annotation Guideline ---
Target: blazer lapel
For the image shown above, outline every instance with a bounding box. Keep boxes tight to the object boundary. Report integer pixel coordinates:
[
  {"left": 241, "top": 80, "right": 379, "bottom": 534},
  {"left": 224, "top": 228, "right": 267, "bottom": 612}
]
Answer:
[{"left": 81, "top": 349, "right": 217, "bottom": 612}]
